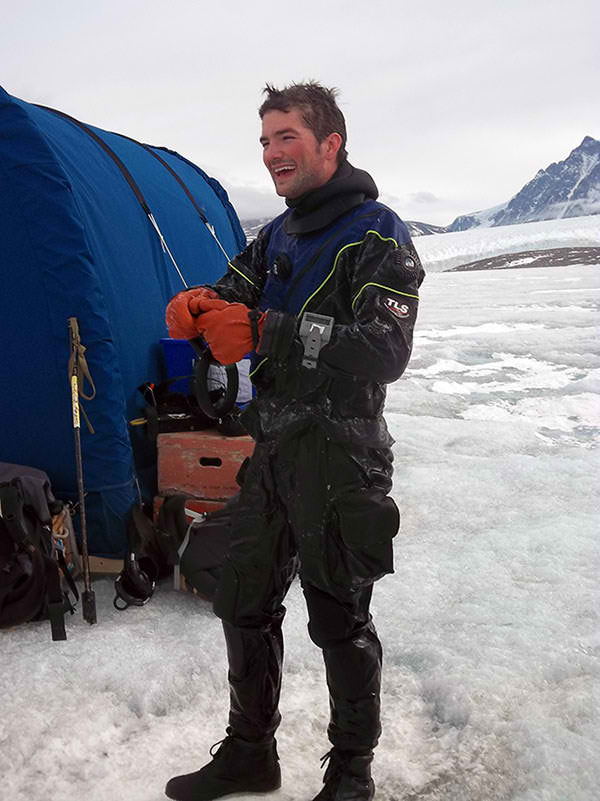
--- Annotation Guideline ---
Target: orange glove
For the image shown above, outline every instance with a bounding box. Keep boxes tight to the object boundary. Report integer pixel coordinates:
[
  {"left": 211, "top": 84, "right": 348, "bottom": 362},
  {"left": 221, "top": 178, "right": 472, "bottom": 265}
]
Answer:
[
  {"left": 195, "top": 301, "right": 266, "bottom": 365},
  {"left": 188, "top": 294, "right": 229, "bottom": 316},
  {"left": 165, "top": 287, "right": 219, "bottom": 339}
]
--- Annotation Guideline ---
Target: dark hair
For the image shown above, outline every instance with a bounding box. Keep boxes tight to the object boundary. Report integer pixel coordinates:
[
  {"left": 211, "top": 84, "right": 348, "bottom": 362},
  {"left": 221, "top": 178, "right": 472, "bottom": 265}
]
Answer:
[{"left": 259, "top": 81, "right": 348, "bottom": 164}]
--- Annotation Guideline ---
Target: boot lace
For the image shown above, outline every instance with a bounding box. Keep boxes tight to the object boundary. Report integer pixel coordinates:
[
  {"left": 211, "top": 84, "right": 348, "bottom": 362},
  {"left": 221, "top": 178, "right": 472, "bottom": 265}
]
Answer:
[
  {"left": 209, "top": 729, "right": 274, "bottom": 759},
  {"left": 209, "top": 734, "right": 232, "bottom": 758},
  {"left": 320, "top": 749, "right": 347, "bottom": 783}
]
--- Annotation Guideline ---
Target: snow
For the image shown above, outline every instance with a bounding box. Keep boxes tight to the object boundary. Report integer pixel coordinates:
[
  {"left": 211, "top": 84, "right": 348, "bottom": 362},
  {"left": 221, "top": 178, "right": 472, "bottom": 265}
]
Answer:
[
  {"left": 567, "top": 152, "right": 599, "bottom": 201},
  {"left": 505, "top": 256, "right": 536, "bottom": 266},
  {"left": 454, "top": 202, "right": 508, "bottom": 229},
  {"left": 2, "top": 248, "right": 599, "bottom": 799},
  {"left": 413, "top": 214, "right": 600, "bottom": 273}
]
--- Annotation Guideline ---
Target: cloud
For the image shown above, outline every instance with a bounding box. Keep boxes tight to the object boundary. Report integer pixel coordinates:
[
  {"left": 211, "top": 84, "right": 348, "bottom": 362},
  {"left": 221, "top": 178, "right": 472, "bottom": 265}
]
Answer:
[
  {"left": 223, "top": 183, "right": 286, "bottom": 222},
  {"left": 378, "top": 192, "right": 403, "bottom": 210},
  {"left": 409, "top": 191, "right": 441, "bottom": 204},
  {"left": 379, "top": 190, "right": 455, "bottom": 226}
]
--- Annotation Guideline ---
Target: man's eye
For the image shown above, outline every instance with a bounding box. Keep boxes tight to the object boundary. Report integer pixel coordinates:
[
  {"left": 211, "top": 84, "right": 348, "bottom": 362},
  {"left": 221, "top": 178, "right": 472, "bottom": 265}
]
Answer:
[{"left": 283, "top": 135, "right": 295, "bottom": 141}]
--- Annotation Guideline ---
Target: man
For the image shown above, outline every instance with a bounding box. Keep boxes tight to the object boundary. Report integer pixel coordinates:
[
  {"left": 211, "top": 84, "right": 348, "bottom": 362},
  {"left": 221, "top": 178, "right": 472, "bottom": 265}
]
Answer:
[{"left": 164, "top": 82, "right": 425, "bottom": 801}]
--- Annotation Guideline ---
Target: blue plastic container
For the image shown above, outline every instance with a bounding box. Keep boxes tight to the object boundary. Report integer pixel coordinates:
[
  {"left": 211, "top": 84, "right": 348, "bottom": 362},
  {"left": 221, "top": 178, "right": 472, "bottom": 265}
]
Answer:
[{"left": 160, "top": 338, "right": 196, "bottom": 393}]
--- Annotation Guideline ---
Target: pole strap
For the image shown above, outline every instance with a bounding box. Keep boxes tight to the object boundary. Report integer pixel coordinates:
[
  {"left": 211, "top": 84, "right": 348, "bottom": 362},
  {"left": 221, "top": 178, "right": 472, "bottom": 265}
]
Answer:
[{"left": 68, "top": 318, "right": 96, "bottom": 434}]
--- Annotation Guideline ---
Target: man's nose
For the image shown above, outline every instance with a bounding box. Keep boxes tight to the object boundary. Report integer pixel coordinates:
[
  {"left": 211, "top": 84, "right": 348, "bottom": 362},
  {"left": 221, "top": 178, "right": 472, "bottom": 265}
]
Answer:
[{"left": 264, "top": 141, "right": 283, "bottom": 162}]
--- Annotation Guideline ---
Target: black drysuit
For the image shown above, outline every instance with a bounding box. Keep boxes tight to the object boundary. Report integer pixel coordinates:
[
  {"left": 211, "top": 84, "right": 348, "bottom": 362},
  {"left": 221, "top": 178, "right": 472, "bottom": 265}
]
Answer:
[{"left": 209, "top": 162, "right": 425, "bottom": 753}]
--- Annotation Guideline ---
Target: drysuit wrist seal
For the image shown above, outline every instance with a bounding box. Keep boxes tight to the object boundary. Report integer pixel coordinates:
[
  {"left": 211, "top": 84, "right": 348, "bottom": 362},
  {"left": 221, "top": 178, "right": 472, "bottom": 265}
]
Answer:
[
  {"left": 256, "top": 310, "right": 297, "bottom": 361},
  {"left": 248, "top": 309, "right": 262, "bottom": 349}
]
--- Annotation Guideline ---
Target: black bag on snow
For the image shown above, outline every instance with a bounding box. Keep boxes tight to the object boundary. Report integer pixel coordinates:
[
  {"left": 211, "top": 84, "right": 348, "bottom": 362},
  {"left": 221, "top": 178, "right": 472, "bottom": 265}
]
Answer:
[
  {"left": 0, "top": 464, "right": 78, "bottom": 641},
  {"left": 162, "top": 495, "right": 235, "bottom": 600}
]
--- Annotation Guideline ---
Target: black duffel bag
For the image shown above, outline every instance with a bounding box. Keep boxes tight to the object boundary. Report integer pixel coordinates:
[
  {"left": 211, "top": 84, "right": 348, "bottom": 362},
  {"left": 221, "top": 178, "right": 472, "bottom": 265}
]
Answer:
[{"left": 161, "top": 495, "right": 236, "bottom": 601}]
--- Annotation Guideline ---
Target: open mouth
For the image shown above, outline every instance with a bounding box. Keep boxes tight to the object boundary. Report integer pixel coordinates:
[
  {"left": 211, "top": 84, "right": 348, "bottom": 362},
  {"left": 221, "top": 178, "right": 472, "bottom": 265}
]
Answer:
[{"left": 272, "top": 165, "right": 296, "bottom": 179}]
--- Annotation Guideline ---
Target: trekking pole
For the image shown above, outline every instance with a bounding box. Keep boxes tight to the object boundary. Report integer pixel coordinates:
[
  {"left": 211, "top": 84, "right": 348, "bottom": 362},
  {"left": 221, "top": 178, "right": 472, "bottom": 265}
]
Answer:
[{"left": 68, "top": 317, "right": 97, "bottom": 625}]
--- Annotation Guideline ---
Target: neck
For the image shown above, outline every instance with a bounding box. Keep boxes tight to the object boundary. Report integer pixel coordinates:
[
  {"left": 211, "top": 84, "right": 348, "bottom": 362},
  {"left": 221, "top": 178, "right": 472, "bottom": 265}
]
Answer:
[{"left": 283, "top": 160, "right": 378, "bottom": 234}]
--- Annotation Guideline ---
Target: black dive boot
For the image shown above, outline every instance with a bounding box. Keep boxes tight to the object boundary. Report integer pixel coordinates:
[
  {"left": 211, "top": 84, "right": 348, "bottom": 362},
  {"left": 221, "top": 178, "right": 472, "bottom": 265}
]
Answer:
[
  {"left": 312, "top": 750, "right": 375, "bottom": 801},
  {"left": 165, "top": 730, "right": 281, "bottom": 801}
]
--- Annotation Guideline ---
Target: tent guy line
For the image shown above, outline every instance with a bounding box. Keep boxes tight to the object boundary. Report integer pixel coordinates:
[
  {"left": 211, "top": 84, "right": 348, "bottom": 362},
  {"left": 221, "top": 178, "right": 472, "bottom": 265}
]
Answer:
[{"left": 39, "top": 103, "right": 232, "bottom": 288}]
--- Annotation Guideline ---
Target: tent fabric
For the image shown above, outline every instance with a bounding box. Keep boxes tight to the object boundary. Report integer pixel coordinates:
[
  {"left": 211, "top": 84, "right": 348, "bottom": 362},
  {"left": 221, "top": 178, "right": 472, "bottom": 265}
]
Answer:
[{"left": 0, "top": 87, "right": 246, "bottom": 556}]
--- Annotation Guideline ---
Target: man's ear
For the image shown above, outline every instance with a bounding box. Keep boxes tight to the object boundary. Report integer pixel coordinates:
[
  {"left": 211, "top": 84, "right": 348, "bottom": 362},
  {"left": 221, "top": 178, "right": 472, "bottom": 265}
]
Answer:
[{"left": 323, "top": 132, "right": 342, "bottom": 162}]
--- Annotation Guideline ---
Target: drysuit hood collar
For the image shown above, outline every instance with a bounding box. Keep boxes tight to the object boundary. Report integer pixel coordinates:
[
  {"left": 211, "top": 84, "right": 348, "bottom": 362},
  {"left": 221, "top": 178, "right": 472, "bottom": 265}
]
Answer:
[{"left": 284, "top": 160, "right": 379, "bottom": 234}]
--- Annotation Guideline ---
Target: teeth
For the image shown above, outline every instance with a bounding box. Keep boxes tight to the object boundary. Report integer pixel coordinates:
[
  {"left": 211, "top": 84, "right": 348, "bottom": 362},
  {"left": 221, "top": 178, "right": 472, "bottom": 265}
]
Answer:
[{"left": 274, "top": 166, "right": 294, "bottom": 174}]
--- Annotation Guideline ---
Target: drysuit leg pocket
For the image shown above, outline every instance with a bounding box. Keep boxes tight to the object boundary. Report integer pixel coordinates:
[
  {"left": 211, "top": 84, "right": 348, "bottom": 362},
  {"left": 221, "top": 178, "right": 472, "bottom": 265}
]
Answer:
[{"left": 328, "top": 489, "right": 399, "bottom": 590}]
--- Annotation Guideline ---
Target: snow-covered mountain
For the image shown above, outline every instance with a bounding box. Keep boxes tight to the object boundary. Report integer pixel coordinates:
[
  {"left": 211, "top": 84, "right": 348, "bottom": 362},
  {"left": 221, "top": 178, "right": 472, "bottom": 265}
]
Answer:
[
  {"left": 404, "top": 220, "right": 447, "bottom": 237},
  {"left": 446, "top": 203, "right": 506, "bottom": 233},
  {"left": 449, "top": 136, "right": 600, "bottom": 232},
  {"left": 241, "top": 217, "right": 271, "bottom": 241}
]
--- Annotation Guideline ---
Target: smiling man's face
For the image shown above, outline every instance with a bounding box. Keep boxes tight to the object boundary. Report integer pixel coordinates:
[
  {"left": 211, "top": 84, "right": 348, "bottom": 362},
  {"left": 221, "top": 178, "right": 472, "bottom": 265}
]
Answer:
[{"left": 260, "top": 107, "right": 340, "bottom": 200}]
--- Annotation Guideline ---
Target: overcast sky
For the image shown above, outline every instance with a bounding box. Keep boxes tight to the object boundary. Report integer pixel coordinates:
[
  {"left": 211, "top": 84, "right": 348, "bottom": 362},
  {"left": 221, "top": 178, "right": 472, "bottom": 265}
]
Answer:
[{"left": 2, "top": 0, "right": 599, "bottom": 225}]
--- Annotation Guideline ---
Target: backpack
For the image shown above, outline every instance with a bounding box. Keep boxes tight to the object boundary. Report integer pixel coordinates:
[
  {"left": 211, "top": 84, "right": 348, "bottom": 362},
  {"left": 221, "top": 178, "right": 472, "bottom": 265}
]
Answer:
[{"left": 0, "top": 466, "right": 79, "bottom": 641}]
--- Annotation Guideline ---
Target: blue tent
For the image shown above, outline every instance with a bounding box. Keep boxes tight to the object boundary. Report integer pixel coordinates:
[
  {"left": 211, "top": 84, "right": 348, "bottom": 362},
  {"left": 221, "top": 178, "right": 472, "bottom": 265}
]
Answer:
[{"left": 0, "top": 87, "right": 246, "bottom": 556}]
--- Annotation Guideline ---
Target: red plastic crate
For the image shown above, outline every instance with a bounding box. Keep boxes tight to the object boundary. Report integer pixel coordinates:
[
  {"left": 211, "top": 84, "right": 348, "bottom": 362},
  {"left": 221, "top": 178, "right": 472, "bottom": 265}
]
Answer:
[{"left": 157, "top": 430, "right": 255, "bottom": 500}]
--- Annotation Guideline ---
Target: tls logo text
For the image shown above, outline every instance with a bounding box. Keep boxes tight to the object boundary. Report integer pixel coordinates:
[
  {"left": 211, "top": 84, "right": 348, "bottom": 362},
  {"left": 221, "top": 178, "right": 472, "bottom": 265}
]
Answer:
[{"left": 384, "top": 297, "right": 410, "bottom": 319}]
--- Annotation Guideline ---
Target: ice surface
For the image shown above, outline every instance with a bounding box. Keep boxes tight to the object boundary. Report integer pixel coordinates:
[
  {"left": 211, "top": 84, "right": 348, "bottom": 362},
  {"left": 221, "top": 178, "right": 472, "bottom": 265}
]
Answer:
[
  {"left": 2, "top": 263, "right": 599, "bottom": 801},
  {"left": 414, "top": 215, "right": 600, "bottom": 273}
]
